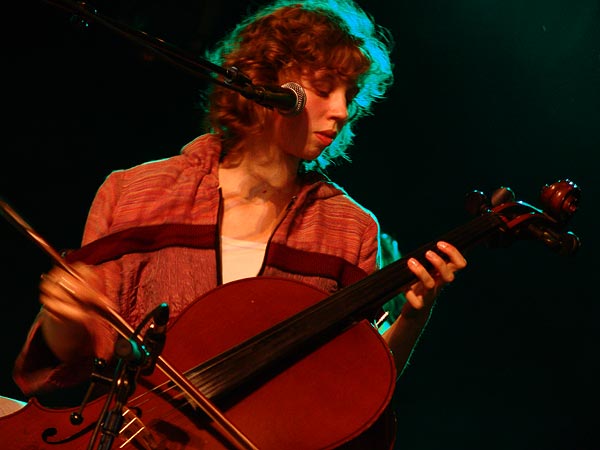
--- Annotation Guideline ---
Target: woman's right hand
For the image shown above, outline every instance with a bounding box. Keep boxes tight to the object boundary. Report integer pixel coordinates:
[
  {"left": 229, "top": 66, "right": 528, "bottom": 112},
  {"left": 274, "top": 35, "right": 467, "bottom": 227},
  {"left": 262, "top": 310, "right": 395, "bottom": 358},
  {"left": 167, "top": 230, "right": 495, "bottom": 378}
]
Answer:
[{"left": 38, "top": 262, "right": 109, "bottom": 362}]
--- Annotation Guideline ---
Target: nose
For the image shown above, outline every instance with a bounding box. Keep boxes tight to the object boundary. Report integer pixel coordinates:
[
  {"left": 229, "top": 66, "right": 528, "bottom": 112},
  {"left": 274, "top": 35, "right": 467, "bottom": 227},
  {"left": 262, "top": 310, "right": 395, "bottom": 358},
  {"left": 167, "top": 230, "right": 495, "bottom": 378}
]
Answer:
[{"left": 328, "top": 89, "right": 349, "bottom": 124}]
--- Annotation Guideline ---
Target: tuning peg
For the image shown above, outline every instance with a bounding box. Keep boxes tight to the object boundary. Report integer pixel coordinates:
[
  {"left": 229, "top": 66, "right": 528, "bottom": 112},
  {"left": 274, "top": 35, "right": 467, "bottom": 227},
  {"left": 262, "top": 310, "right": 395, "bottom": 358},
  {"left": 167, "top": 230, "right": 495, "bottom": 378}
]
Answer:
[
  {"left": 464, "top": 190, "right": 490, "bottom": 216},
  {"left": 490, "top": 187, "right": 515, "bottom": 207},
  {"left": 540, "top": 179, "right": 581, "bottom": 224}
]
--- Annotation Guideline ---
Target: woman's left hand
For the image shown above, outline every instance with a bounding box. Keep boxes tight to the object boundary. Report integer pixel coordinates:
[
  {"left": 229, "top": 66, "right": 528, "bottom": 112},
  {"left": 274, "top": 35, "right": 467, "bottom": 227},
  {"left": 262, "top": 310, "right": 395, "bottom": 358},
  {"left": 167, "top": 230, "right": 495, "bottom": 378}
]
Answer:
[{"left": 403, "top": 241, "right": 467, "bottom": 315}]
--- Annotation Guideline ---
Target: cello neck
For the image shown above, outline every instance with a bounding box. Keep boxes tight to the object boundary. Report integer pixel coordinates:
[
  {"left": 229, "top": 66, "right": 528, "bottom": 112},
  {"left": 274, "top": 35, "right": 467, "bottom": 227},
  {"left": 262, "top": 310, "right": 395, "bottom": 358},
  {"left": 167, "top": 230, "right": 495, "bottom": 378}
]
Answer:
[{"left": 182, "top": 212, "right": 504, "bottom": 400}]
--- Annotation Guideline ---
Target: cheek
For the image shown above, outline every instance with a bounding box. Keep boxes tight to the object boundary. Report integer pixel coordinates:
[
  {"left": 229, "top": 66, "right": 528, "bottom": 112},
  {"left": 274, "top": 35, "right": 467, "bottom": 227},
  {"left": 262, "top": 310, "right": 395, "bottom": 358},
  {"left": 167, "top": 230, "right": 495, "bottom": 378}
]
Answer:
[{"left": 276, "top": 113, "right": 310, "bottom": 150}]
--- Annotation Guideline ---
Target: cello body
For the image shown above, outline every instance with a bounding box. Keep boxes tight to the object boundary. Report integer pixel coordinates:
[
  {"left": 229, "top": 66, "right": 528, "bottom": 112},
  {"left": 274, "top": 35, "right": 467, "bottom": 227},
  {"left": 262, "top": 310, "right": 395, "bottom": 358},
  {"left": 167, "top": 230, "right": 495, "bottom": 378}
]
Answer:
[{"left": 0, "top": 277, "right": 397, "bottom": 449}]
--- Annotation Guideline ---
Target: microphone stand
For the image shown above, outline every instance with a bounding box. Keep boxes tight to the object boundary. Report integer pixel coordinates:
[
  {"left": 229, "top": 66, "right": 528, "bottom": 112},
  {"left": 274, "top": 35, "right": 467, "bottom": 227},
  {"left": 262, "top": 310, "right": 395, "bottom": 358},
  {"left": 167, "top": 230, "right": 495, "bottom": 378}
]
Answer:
[
  {"left": 42, "top": 0, "right": 278, "bottom": 106},
  {"left": 91, "top": 356, "right": 136, "bottom": 450},
  {"left": 89, "top": 303, "right": 168, "bottom": 450}
]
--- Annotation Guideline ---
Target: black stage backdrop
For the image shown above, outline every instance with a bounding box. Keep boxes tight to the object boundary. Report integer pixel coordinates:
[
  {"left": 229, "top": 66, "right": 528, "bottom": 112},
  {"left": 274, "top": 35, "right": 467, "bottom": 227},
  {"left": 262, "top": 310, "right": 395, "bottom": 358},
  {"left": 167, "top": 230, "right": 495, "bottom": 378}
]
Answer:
[{"left": 1, "top": 1, "right": 598, "bottom": 449}]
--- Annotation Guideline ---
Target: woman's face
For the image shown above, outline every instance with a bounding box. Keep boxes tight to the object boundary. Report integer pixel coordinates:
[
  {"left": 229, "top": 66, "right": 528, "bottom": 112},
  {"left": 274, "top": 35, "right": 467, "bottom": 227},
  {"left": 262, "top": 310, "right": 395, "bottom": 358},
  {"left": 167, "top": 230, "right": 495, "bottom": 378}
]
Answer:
[{"left": 271, "top": 71, "right": 357, "bottom": 162}]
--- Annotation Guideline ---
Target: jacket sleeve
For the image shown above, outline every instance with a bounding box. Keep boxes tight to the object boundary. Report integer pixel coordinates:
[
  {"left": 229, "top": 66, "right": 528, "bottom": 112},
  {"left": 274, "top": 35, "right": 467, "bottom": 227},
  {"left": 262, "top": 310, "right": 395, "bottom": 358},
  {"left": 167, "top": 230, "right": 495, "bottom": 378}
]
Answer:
[
  {"left": 358, "top": 213, "right": 382, "bottom": 276},
  {"left": 12, "top": 173, "right": 123, "bottom": 398}
]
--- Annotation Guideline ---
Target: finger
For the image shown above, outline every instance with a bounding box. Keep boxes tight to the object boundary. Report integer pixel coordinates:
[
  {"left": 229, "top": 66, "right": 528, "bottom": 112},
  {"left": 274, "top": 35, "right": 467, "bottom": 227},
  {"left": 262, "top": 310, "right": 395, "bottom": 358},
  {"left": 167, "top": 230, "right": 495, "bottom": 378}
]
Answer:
[
  {"left": 40, "top": 269, "right": 104, "bottom": 317},
  {"left": 436, "top": 241, "right": 467, "bottom": 269},
  {"left": 41, "top": 295, "right": 90, "bottom": 323},
  {"left": 41, "top": 265, "right": 105, "bottom": 307},
  {"left": 407, "top": 257, "right": 436, "bottom": 289},
  {"left": 39, "top": 274, "right": 88, "bottom": 321},
  {"left": 403, "top": 286, "right": 426, "bottom": 310},
  {"left": 40, "top": 272, "right": 78, "bottom": 303},
  {"left": 424, "top": 250, "right": 457, "bottom": 283}
]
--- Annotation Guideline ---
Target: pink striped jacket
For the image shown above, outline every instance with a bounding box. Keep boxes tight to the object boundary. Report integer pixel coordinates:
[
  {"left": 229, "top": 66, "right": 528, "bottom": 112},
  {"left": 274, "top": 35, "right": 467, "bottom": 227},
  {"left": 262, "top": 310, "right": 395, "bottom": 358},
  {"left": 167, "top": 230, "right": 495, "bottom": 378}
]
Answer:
[{"left": 14, "top": 134, "right": 382, "bottom": 397}]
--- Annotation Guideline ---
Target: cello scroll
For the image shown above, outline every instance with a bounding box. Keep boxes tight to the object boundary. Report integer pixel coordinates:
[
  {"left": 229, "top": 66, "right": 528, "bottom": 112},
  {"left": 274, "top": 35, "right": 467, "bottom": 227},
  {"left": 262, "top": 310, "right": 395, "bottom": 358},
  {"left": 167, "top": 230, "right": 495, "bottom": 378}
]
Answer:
[{"left": 465, "top": 179, "right": 581, "bottom": 256}]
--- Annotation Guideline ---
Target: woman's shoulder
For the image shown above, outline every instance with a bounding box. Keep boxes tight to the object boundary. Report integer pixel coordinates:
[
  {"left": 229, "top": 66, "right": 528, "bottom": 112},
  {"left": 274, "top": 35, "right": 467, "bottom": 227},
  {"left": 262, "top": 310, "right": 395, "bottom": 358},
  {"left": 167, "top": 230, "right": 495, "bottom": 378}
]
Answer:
[
  {"left": 299, "top": 176, "right": 379, "bottom": 229},
  {"left": 311, "top": 175, "right": 377, "bottom": 215},
  {"left": 106, "top": 134, "right": 221, "bottom": 187}
]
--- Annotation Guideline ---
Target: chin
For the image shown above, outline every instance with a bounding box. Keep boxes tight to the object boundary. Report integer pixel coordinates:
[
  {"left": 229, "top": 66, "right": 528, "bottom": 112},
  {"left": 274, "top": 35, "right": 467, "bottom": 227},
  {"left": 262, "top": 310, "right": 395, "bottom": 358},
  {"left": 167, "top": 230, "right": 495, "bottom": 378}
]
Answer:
[{"left": 304, "top": 145, "right": 327, "bottom": 161}]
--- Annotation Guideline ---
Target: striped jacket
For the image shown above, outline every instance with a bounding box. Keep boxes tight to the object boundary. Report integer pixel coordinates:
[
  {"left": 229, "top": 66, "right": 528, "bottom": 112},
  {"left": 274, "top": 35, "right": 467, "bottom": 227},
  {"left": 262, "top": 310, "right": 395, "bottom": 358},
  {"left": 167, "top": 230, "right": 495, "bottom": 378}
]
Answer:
[{"left": 14, "top": 134, "right": 382, "bottom": 397}]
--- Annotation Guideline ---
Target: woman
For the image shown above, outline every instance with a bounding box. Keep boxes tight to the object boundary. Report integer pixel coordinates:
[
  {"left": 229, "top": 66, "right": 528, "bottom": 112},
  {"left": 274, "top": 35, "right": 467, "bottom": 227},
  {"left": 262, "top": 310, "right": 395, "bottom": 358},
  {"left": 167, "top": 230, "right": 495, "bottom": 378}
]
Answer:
[{"left": 10, "top": 0, "right": 466, "bottom": 440}]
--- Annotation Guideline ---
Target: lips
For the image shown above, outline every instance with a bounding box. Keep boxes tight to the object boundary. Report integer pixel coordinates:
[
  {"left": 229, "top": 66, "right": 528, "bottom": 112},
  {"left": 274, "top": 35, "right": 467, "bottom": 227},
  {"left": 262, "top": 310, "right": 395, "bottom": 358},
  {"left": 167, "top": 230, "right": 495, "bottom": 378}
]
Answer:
[{"left": 315, "top": 131, "right": 336, "bottom": 147}]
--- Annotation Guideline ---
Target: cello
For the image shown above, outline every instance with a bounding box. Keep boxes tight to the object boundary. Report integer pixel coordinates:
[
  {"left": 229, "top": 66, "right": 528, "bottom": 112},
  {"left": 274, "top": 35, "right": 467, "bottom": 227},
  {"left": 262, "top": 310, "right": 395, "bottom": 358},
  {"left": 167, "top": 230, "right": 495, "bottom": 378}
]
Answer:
[{"left": 0, "top": 180, "right": 580, "bottom": 449}]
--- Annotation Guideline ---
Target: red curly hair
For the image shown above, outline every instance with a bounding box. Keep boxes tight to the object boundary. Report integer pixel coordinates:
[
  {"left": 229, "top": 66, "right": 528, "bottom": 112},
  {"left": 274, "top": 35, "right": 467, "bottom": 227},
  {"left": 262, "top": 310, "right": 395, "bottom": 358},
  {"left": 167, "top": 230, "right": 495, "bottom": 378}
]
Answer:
[{"left": 204, "top": 0, "right": 393, "bottom": 171}]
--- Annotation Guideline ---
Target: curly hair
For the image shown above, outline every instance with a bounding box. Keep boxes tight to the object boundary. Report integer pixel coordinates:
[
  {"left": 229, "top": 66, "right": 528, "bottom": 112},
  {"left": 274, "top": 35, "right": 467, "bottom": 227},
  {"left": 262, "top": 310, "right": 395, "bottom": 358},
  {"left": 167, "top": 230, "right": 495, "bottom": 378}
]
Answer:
[{"left": 203, "top": 0, "right": 394, "bottom": 172}]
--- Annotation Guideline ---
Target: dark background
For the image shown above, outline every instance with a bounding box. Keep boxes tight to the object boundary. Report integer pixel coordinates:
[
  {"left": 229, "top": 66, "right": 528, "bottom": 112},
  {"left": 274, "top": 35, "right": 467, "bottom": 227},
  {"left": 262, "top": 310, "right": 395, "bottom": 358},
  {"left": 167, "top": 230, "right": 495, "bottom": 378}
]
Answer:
[{"left": 1, "top": 1, "right": 598, "bottom": 449}]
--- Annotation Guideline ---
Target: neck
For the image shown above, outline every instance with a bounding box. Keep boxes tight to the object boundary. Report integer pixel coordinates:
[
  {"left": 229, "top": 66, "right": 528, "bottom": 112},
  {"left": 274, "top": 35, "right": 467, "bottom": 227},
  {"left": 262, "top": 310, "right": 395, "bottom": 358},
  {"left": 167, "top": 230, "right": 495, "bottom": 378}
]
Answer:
[
  {"left": 218, "top": 148, "right": 301, "bottom": 242},
  {"left": 220, "top": 140, "right": 301, "bottom": 202}
]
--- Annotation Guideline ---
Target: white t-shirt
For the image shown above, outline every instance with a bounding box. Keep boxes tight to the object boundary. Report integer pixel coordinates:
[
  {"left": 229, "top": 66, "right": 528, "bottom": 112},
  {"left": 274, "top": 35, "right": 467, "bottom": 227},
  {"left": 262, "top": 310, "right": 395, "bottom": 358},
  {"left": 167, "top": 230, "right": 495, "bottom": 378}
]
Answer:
[{"left": 220, "top": 235, "right": 268, "bottom": 285}]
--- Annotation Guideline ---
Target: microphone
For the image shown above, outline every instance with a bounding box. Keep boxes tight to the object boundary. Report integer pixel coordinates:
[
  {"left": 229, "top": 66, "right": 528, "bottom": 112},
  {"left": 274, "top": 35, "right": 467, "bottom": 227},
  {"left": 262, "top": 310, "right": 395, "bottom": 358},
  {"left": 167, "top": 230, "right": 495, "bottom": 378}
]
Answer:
[
  {"left": 141, "top": 302, "right": 169, "bottom": 375},
  {"left": 244, "top": 82, "right": 307, "bottom": 116}
]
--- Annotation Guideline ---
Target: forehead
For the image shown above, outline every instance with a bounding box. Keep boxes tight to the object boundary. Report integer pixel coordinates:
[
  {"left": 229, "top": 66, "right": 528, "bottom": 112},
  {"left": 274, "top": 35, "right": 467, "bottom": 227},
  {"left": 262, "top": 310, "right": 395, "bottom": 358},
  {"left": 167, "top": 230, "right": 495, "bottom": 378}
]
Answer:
[{"left": 300, "top": 69, "right": 359, "bottom": 89}]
